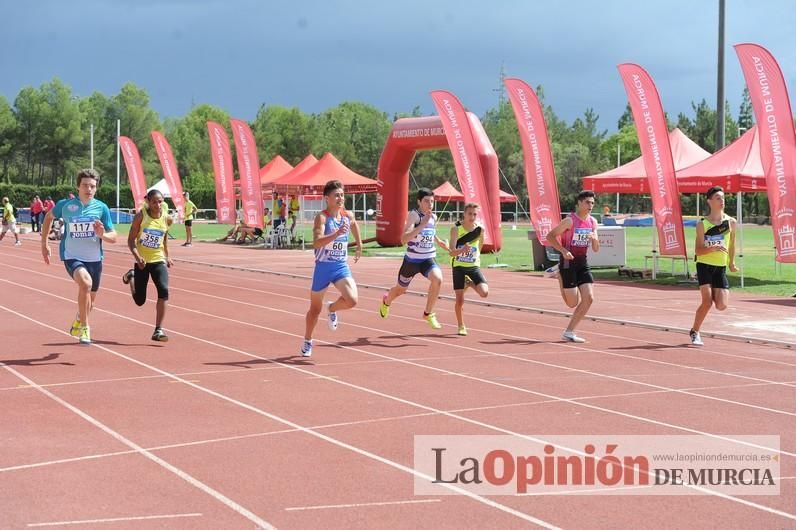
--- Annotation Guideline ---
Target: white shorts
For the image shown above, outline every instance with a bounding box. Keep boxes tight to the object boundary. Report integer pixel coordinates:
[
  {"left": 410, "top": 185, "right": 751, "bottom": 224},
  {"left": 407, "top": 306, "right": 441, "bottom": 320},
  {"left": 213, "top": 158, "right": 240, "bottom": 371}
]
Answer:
[{"left": 1, "top": 222, "right": 17, "bottom": 234}]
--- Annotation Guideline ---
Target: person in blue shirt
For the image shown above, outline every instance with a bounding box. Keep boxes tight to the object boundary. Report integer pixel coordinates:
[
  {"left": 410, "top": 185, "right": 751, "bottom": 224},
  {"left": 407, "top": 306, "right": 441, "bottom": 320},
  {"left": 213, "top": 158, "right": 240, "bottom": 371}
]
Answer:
[{"left": 40, "top": 169, "right": 117, "bottom": 345}]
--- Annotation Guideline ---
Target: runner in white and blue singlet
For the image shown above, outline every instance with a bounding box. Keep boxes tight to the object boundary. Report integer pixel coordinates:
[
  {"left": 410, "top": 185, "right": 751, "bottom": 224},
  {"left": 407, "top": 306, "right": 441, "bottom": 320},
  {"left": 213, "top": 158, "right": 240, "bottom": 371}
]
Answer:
[
  {"left": 40, "top": 169, "right": 118, "bottom": 345},
  {"left": 378, "top": 187, "right": 453, "bottom": 330},
  {"left": 300, "top": 180, "right": 362, "bottom": 358}
]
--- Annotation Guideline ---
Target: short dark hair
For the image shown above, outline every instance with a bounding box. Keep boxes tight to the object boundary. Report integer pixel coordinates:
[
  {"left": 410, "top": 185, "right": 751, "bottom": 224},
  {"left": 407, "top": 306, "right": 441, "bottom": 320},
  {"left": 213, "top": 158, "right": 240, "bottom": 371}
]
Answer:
[
  {"left": 76, "top": 168, "right": 100, "bottom": 187},
  {"left": 416, "top": 187, "right": 433, "bottom": 202},
  {"left": 323, "top": 179, "right": 344, "bottom": 196},
  {"left": 146, "top": 189, "right": 164, "bottom": 200},
  {"left": 576, "top": 190, "right": 596, "bottom": 202},
  {"left": 706, "top": 186, "right": 724, "bottom": 199}
]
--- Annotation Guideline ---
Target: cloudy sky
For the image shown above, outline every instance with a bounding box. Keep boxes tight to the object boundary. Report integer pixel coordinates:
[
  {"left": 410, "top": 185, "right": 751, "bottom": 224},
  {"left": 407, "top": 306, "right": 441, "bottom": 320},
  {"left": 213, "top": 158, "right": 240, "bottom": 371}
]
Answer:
[{"left": 1, "top": 0, "right": 793, "bottom": 132}]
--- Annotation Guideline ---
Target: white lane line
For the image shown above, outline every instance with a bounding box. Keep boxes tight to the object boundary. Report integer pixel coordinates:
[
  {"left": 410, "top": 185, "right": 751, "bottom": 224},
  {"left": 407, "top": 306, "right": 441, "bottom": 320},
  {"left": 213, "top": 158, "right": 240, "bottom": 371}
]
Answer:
[
  {"left": 1, "top": 365, "right": 274, "bottom": 529},
  {"left": 3, "top": 277, "right": 795, "bottom": 521},
  {"left": 27, "top": 513, "right": 202, "bottom": 527},
  {"left": 0, "top": 304, "right": 559, "bottom": 530},
  {"left": 284, "top": 499, "right": 441, "bottom": 511}
]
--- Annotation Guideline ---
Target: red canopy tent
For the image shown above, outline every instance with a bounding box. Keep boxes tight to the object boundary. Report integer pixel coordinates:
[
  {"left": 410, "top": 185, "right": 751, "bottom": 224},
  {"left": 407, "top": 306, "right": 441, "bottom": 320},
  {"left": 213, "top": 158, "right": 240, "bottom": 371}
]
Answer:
[
  {"left": 582, "top": 128, "right": 711, "bottom": 193},
  {"left": 233, "top": 155, "right": 294, "bottom": 189},
  {"left": 676, "top": 126, "right": 766, "bottom": 192},
  {"left": 263, "top": 154, "right": 318, "bottom": 192},
  {"left": 433, "top": 181, "right": 465, "bottom": 201},
  {"left": 498, "top": 189, "right": 518, "bottom": 203},
  {"left": 270, "top": 153, "right": 377, "bottom": 195}
]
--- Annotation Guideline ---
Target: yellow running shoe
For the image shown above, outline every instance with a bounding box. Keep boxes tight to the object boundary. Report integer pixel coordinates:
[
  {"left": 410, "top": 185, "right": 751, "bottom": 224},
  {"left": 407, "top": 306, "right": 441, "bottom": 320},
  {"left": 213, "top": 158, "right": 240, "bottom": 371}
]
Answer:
[
  {"left": 425, "top": 312, "right": 442, "bottom": 329},
  {"left": 458, "top": 325, "right": 468, "bottom": 336},
  {"left": 69, "top": 319, "right": 81, "bottom": 337},
  {"left": 78, "top": 326, "right": 91, "bottom": 345},
  {"left": 379, "top": 295, "right": 390, "bottom": 318}
]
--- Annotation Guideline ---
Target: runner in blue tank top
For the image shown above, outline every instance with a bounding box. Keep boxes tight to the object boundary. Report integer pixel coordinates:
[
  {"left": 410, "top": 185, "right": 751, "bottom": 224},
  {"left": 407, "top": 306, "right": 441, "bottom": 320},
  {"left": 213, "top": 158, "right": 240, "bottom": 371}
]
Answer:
[
  {"left": 40, "top": 169, "right": 118, "bottom": 345},
  {"left": 379, "top": 187, "right": 457, "bottom": 330},
  {"left": 300, "top": 180, "right": 362, "bottom": 357}
]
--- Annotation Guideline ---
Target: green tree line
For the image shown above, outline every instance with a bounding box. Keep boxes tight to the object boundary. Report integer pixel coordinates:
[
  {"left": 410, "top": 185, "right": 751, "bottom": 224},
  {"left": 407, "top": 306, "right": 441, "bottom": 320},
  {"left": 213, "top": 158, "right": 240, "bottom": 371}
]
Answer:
[{"left": 0, "top": 77, "right": 759, "bottom": 213}]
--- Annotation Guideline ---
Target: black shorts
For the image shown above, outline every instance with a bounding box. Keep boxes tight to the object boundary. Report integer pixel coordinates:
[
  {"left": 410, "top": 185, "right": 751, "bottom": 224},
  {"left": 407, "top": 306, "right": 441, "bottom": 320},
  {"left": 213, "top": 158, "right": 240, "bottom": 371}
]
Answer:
[
  {"left": 184, "top": 219, "right": 193, "bottom": 227},
  {"left": 253, "top": 227, "right": 263, "bottom": 237},
  {"left": 452, "top": 266, "right": 487, "bottom": 290},
  {"left": 559, "top": 257, "right": 593, "bottom": 289},
  {"left": 398, "top": 257, "right": 439, "bottom": 287},
  {"left": 696, "top": 262, "right": 729, "bottom": 289},
  {"left": 133, "top": 262, "right": 170, "bottom": 306}
]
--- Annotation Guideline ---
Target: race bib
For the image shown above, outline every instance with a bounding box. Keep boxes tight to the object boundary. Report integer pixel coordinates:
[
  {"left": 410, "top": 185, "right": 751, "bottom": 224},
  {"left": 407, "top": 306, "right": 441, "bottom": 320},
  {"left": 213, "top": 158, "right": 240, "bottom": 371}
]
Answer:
[
  {"left": 418, "top": 229, "right": 435, "bottom": 249},
  {"left": 69, "top": 216, "right": 96, "bottom": 239},
  {"left": 456, "top": 246, "right": 477, "bottom": 263},
  {"left": 572, "top": 227, "right": 592, "bottom": 247},
  {"left": 326, "top": 238, "right": 348, "bottom": 260},
  {"left": 704, "top": 234, "right": 724, "bottom": 248},
  {"left": 140, "top": 228, "right": 165, "bottom": 249}
]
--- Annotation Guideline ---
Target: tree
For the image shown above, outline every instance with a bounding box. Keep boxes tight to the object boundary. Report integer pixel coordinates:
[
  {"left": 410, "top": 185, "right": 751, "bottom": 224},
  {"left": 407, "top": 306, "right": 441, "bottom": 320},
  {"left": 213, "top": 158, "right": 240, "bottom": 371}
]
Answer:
[
  {"left": 13, "top": 86, "right": 47, "bottom": 182},
  {"left": 38, "top": 78, "right": 86, "bottom": 184},
  {"left": 165, "top": 103, "right": 230, "bottom": 188},
  {"left": 0, "top": 97, "right": 15, "bottom": 183},
  {"left": 738, "top": 87, "right": 754, "bottom": 132},
  {"left": 617, "top": 103, "right": 634, "bottom": 129},
  {"left": 112, "top": 83, "right": 161, "bottom": 184},
  {"left": 312, "top": 102, "right": 390, "bottom": 176},
  {"left": 251, "top": 105, "right": 315, "bottom": 166}
]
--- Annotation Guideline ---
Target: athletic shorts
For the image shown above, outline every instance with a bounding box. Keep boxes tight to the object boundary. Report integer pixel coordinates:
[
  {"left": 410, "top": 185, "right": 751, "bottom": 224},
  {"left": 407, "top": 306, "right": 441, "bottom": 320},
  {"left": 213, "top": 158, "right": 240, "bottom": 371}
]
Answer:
[
  {"left": 452, "top": 266, "right": 487, "bottom": 290},
  {"left": 184, "top": 219, "right": 193, "bottom": 227},
  {"left": 398, "top": 257, "right": 439, "bottom": 287},
  {"left": 696, "top": 262, "right": 729, "bottom": 289},
  {"left": 559, "top": 257, "right": 593, "bottom": 289},
  {"left": 132, "top": 262, "right": 170, "bottom": 305},
  {"left": 253, "top": 227, "right": 264, "bottom": 237},
  {"left": 1, "top": 221, "right": 16, "bottom": 234},
  {"left": 64, "top": 259, "right": 103, "bottom": 292},
  {"left": 311, "top": 261, "right": 351, "bottom": 292}
]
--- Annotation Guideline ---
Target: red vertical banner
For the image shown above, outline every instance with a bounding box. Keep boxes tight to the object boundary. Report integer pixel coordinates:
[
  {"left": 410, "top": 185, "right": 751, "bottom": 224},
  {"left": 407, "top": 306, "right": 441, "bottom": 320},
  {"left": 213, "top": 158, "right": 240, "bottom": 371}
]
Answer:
[
  {"left": 735, "top": 44, "right": 796, "bottom": 262},
  {"left": 206, "top": 121, "right": 236, "bottom": 224},
  {"left": 151, "top": 131, "right": 185, "bottom": 219},
  {"left": 430, "top": 90, "right": 496, "bottom": 247},
  {"left": 617, "top": 64, "right": 688, "bottom": 257},
  {"left": 229, "top": 118, "right": 264, "bottom": 229},
  {"left": 503, "top": 78, "right": 562, "bottom": 245},
  {"left": 119, "top": 136, "right": 148, "bottom": 208}
]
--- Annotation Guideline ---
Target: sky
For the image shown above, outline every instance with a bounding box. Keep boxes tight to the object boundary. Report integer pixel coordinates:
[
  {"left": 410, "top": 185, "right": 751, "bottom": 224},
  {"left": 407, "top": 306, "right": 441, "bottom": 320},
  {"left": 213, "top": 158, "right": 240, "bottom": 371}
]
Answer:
[{"left": 1, "top": 0, "right": 794, "bottom": 133}]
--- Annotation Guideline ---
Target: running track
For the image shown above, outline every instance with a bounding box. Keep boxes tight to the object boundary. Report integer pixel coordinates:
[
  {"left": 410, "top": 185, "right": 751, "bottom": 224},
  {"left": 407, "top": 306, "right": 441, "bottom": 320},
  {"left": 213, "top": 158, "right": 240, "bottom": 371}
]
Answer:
[{"left": 0, "top": 237, "right": 794, "bottom": 529}]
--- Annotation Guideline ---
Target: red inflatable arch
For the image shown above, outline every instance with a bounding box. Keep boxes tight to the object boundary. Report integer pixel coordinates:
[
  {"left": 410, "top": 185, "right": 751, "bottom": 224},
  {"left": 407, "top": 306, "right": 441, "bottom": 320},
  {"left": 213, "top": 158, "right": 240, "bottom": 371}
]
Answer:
[{"left": 375, "top": 115, "right": 502, "bottom": 252}]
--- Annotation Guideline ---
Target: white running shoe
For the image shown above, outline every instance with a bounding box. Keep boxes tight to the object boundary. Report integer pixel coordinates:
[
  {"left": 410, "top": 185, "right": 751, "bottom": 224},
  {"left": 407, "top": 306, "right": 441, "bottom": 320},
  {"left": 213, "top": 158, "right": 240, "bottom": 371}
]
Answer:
[
  {"left": 690, "top": 330, "right": 704, "bottom": 346},
  {"left": 562, "top": 330, "right": 586, "bottom": 343},
  {"left": 14, "top": 241, "right": 22, "bottom": 246},
  {"left": 327, "top": 301, "right": 338, "bottom": 332},
  {"left": 544, "top": 264, "right": 559, "bottom": 278},
  {"left": 300, "top": 340, "right": 313, "bottom": 357}
]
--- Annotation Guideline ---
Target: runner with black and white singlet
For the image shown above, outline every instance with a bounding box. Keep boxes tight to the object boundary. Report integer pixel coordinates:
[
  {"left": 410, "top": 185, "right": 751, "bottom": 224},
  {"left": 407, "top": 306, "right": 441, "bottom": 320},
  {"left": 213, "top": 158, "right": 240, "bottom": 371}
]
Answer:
[
  {"left": 379, "top": 187, "right": 454, "bottom": 330},
  {"left": 300, "top": 180, "right": 362, "bottom": 358}
]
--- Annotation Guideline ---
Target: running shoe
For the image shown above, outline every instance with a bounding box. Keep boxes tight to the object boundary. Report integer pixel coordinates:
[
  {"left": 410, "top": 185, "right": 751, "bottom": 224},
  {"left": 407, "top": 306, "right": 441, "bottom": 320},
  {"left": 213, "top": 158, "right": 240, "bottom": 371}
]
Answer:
[
  {"left": 379, "top": 294, "right": 390, "bottom": 318},
  {"left": 327, "top": 301, "right": 338, "bottom": 331},
  {"left": 562, "top": 330, "right": 586, "bottom": 343},
  {"left": 78, "top": 326, "right": 91, "bottom": 345},
  {"left": 425, "top": 312, "right": 442, "bottom": 330},
  {"left": 69, "top": 318, "right": 81, "bottom": 337},
  {"left": 122, "top": 269, "right": 134, "bottom": 284},
  {"left": 151, "top": 328, "right": 169, "bottom": 342},
  {"left": 300, "top": 340, "right": 313, "bottom": 357},
  {"left": 544, "top": 264, "right": 560, "bottom": 278},
  {"left": 14, "top": 241, "right": 22, "bottom": 246},
  {"left": 689, "top": 330, "right": 704, "bottom": 346},
  {"left": 458, "top": 325, "right": 468, "bottom": 336}
]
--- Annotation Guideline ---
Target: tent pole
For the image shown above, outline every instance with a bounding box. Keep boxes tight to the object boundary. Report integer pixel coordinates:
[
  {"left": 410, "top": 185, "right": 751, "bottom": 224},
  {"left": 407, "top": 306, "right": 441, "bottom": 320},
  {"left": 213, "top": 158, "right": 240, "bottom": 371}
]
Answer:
[
  {"left": 737, "top": 191, "right": 744, "bottom": 288},
  {"left": 696, "top": 193, "right": 700, "bottom": 217},
  {"left": 651, "top": 212, "right": 658, "bottom": 280}
]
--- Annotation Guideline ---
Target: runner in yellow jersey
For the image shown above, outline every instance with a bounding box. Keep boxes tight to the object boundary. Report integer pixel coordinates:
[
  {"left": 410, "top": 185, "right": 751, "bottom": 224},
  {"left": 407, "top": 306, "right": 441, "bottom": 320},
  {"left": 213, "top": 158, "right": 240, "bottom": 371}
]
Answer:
[
  {"left": 449, "top": 203, "right": 488, "bottom": 336},
  {"left": 689, "top": 186, "right": 738, "bottom": 346},
  {"left": 182, "top": 191, "right": 197, "bottom": 246},
  {"left": 124, "top": 189, "right": 174, "bottom": 342}
]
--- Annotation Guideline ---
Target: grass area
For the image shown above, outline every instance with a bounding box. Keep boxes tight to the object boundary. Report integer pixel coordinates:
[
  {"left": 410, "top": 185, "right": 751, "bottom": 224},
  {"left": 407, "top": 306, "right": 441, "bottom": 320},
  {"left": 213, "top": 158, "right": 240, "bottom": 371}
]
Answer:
[{"left": 117, "top": 221, "right": 796, "bottom": 297}]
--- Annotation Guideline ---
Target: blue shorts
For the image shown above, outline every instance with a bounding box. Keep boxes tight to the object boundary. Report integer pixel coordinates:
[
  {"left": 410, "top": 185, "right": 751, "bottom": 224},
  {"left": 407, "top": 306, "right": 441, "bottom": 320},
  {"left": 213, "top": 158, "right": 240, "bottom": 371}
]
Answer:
[
  {"left": 64, "top": 259, "right": 103, "bottom": 292},
  {"left": 311, "top": 261, "right": 352, "bottom": 292}
]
